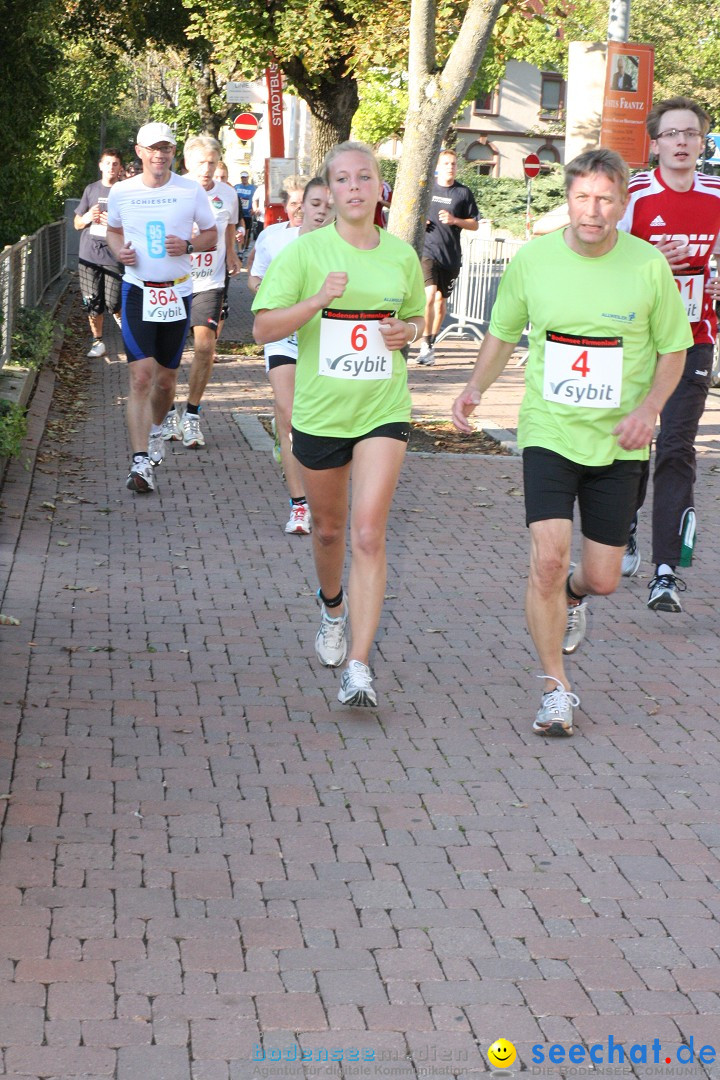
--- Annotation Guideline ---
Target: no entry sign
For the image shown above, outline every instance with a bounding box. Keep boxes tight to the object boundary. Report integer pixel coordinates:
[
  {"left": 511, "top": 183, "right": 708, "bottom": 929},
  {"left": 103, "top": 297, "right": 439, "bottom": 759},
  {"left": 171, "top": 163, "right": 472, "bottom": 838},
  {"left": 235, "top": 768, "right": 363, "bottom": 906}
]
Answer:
[
  {"left": 523, "top": 153, "right": 541, "bottom": 179},
  {"left": 234, "top": 113, "right": 259, "bottom": 141}
]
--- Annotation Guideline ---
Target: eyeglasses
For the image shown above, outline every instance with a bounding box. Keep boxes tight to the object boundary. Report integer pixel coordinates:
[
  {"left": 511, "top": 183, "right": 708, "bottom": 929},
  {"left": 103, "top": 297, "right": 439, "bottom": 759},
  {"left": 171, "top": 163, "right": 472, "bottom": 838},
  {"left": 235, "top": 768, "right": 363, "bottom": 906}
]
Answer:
[{"left": 656, "top": 128, "right": 703, "bottom": 141}]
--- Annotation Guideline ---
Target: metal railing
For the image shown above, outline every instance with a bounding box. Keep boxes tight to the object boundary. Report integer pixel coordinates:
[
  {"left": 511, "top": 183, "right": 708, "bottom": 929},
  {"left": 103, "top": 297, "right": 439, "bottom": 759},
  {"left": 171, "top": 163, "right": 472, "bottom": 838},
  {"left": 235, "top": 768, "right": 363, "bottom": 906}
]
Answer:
[
  {"left": 0, "top": 221, "right": 66, "bottom": 371},
  {"left": 437, "top": 230, "right": 526, "bottom": 344}
]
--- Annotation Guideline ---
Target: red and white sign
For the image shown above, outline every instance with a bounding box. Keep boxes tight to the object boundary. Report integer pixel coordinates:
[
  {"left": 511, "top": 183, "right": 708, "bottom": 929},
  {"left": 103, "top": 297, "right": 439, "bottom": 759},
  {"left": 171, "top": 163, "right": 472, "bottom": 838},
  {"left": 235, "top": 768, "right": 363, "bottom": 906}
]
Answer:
[
  {"left": 265, "top": 65, "right": 285, "bottom": 158},
  {"left": 524, "top": 153, "right": 541, "bottom": 179},
  {"left": 233, "top": 113, "right": 259, "bottom": 141}
]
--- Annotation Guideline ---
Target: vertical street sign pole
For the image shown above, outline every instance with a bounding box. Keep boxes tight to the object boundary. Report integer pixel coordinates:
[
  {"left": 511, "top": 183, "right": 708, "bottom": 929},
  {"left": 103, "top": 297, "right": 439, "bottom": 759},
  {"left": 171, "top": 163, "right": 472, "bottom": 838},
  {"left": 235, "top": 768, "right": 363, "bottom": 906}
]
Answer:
[{"left": 607, "top": 0, "right": 630, "bottom": 42}]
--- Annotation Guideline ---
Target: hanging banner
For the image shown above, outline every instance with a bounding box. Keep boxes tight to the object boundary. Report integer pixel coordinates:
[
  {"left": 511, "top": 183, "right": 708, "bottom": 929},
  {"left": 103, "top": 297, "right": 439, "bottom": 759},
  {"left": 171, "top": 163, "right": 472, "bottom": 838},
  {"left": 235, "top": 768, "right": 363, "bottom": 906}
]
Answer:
[
  {"left": 265, "top": 65, "right": 285, "bottom": 158},
  {"left": 599, "top": 42, "right": 654, "bottom": 167}
]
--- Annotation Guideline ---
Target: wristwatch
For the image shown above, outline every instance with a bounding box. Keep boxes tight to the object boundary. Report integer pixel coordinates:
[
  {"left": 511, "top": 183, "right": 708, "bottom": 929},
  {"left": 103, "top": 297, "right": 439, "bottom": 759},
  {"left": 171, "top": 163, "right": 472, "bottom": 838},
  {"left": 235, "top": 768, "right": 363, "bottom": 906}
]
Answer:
[{"left": 186, "top": 241, "right": 194, "bottom": 254}]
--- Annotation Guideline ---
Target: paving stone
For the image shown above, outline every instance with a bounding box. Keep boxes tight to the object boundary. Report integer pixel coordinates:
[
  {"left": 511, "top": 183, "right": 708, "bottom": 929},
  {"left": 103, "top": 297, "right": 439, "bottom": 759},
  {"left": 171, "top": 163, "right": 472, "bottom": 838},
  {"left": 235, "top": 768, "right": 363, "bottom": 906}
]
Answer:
[{"left": 1, "top": 289, "right": 719, "bottom": 1076}]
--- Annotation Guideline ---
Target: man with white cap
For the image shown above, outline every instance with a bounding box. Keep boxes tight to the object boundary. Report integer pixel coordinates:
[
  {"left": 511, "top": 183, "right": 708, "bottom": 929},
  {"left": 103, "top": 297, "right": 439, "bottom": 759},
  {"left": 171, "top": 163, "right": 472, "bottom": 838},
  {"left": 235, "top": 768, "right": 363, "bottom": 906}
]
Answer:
[{"left": 106, "top": 122, "right": 217, "bottom": 493}]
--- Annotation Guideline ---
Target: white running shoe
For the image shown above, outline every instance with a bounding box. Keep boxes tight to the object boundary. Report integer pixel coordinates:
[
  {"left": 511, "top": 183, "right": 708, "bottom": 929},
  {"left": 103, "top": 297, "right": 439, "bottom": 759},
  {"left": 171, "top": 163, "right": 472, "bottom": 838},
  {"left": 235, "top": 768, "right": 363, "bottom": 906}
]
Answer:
[
  {"left": 562, "top": 600, "right": 588, "bottom": 655},
  {"left": 161, "top": 411, "right": 182, "bottom": 441},
  {"left": 621, "top": 532, "right": 641, "bottom": 577},
  {"left": 285, "top": 502, "right": 312, "bottom": 534},
  {"left": 338, "top": 660, "right": 377, "bottom": 708},
  {"left": 148, "top": 432, "right": 165, "bottom": 466},
  {"left": 87, "top": 339, "right": 106, "bottom": 358},
  {"left": 315, "top": 599, "right": 348, "bottom": 667},
  {"left": 126, "top": 457, "right": 155, "bottom": 493},
  {"left": 182, "top": 412, "right": 205, "bottom": 449},
  {"left": 647, "top": 572, "right": 685, "bottom": 612},
  {"left": 533, "top": 676, "right": 579, "bottom": 737},
  {"left": 416, "top": 341, "right": 435, "bottom": 367}
]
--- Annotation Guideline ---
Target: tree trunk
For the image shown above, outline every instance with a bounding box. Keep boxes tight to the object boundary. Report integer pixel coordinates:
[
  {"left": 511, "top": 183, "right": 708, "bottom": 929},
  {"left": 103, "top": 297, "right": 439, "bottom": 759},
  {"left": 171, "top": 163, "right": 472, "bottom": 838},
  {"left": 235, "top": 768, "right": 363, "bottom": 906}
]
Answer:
[
  {"left": 389, "top": 0, "right": 506, "bottom": 256},
  {"left": 284, "top": 58, "right": 359, "bottom": 173}
]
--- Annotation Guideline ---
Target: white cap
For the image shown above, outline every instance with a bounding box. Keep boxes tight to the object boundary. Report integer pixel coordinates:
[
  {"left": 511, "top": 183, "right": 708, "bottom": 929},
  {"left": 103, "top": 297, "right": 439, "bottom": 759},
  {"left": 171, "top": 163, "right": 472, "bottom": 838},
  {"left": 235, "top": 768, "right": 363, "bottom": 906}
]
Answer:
[{"left": 136, "top": 122, "right": 177, "bottom": 148}]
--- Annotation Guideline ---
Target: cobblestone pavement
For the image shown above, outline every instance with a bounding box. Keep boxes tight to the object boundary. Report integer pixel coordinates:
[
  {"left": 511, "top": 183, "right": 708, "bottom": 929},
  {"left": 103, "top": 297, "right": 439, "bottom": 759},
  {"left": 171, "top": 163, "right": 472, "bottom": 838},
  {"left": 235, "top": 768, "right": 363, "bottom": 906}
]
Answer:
[{"left": 1, "top": 275, "right": 720, "bottom": 1079}]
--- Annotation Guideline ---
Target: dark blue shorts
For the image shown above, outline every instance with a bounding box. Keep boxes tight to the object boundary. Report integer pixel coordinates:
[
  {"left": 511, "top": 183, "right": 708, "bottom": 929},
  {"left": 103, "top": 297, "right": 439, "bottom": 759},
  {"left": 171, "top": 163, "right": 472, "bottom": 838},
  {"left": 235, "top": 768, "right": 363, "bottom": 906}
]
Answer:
[{"left": 121, "top": 282, "right": 192, "bottom": 369}]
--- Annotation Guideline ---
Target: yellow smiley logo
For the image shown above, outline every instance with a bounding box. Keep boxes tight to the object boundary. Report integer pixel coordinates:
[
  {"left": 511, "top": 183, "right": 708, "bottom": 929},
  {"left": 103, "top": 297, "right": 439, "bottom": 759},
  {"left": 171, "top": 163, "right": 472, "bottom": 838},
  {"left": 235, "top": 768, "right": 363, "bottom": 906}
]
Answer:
[{"left": 488, "top": 1039, "right": 517, "bottom": 1069}]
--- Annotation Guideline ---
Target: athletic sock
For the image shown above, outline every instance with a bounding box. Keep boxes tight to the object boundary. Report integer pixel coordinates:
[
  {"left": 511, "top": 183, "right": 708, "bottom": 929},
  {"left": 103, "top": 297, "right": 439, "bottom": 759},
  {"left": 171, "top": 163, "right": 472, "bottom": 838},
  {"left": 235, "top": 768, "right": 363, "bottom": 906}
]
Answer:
[
  {"left": 566, "top": 573, "right": 586, "bottom": 603},
  {"left": 150, "top": 424, "right": 162, "bottom": 437},
  {"left": 291, "top": 496, "right": 307, "bottom": 506},
  {"left": 186, "top": 403, "right": 200, "bottom": 415},
  {"left": 132, "top": 452, "right": 150, "bottom": 464}
]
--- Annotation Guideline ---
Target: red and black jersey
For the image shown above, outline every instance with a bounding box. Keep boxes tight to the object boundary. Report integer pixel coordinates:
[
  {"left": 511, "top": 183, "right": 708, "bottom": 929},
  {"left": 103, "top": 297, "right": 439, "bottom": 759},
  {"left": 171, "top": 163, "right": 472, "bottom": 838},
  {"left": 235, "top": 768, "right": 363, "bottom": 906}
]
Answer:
[{"left": 619, "top": 168, "right": 720, "bottom": 345}]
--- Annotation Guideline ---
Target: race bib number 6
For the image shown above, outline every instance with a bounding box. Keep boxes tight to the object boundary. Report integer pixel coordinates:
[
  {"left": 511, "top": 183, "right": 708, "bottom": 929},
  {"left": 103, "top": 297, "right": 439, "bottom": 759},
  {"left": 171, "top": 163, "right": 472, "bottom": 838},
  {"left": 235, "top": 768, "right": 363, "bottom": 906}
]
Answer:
[
  {"left": 142, "top": 285, "right": 186, "bottom": 323},
  {"left": 319, "top": 309, "right": 395, "bottom": 380},
  {"left": 544, "top": 331, "right": 623, "bottom": 408}
]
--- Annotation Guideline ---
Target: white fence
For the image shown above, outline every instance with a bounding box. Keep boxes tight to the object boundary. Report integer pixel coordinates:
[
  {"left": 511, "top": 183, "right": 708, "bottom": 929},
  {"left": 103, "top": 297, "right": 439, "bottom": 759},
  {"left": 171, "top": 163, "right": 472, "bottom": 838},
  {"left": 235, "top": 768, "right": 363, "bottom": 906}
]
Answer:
[
  {"left": 437, "top": 230, "right": 526, "bottom": 344},
  {"left": 0, "top": 221, "right": 66, "bottom": 371}
]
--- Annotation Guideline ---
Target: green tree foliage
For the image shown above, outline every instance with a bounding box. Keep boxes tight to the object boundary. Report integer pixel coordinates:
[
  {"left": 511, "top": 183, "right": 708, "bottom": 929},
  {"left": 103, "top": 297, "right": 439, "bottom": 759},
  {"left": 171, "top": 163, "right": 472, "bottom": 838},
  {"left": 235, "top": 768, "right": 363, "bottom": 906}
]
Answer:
[
  {"left": 457, "top": 162, "right": 566, "bottom": 235},
  {"left": 353, "top": 72, "right": 409, "bottom": 146},
  {"left": 0, "top": 0, "right": 62, "bottom": 245},
  {"left": 0, "top": 0, "right": 137, "bottom": 246},
  {"left": 515, "top": 0, "right": 720, "bottom": 118}
]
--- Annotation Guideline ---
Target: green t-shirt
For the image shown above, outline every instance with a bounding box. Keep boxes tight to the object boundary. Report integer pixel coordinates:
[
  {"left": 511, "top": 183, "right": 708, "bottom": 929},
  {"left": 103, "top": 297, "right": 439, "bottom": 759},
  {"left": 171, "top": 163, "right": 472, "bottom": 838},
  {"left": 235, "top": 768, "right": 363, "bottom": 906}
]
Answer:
[
  {"left": 489, "top": 229, "right": 694, "bottom": 465},
  {"left": 252, "top": 224, "right": 426, "bottom": 438}
]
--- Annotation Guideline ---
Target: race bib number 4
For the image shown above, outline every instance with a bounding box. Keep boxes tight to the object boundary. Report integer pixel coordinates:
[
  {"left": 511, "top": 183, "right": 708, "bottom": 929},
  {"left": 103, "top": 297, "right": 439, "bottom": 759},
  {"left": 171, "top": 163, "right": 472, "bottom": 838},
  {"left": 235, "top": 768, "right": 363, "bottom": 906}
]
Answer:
[
  {"left": 544, "top": 331, "right": 623, "bottom": 408},
  {"left": 142, "top": 285, "right": 186, "bottom": 323},
  {"left": 319, "top": 310, "right": 395, "bottom": 380},
  {"left": 675, "top": 274, "right": 703, "bottom": 321}
]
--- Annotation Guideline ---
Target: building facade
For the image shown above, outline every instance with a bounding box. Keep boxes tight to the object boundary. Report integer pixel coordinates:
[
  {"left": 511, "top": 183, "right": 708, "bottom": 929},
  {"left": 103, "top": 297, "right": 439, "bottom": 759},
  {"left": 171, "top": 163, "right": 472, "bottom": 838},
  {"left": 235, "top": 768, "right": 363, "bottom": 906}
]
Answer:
[{"left": 455, "top": 59, "right": 566, "bottom": 179}]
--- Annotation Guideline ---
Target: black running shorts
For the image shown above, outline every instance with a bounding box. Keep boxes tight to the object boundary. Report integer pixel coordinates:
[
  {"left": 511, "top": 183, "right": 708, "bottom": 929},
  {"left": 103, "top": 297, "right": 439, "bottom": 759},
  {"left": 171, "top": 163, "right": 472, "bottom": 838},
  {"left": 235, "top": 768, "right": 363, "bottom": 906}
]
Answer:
[
  {"left": 522, "top": 446, "right": 644, "bottom": 547},
  {"left": 292, "top": 423, "right": 410, "bottom": 471}
]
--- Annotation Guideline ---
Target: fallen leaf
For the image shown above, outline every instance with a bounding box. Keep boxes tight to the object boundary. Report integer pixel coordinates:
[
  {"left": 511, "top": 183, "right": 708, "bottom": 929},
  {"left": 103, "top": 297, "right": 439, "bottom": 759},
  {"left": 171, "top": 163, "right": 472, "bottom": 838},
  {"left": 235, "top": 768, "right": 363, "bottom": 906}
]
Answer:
[
  {"left": 57, "top": 541, "right": 70, "bottom": 547},
  {"left": 0, "top": 614, "right": 20, "bottom": 626}
]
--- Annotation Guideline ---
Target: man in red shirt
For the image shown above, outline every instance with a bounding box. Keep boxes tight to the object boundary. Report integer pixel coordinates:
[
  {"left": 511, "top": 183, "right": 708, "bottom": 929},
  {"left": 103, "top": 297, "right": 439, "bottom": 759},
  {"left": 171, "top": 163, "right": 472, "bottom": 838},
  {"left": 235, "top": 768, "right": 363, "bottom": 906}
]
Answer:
[{"left": 619, "top": 96, "right": 720, "bottom": 611}]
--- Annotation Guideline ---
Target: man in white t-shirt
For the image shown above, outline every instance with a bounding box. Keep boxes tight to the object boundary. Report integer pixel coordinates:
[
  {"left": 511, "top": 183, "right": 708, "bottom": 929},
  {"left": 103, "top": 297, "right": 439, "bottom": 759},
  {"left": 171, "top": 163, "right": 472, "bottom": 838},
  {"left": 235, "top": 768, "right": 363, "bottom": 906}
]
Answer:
[
  {"left": 74, "top": 148, "right": 124, "bottom": 358},
  {"left": 106, "top": 121, "right": 217, "bottom": 494},
  {"left": 160, "top": 135, "right": 241, "bottom": 450}
]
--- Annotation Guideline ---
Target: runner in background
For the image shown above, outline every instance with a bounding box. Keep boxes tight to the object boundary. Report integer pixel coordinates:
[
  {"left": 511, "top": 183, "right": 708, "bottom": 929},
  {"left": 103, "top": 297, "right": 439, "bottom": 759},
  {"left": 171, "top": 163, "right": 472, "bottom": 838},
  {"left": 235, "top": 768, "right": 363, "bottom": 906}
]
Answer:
[
  {"left": 160, "top": 136, "right": 241, "bottom": 452},
  {"left": 248, "top": 177, "right": 332, "bottom": 535},
  {"left": 417, "top": 149, "right": 479, "bottom": 366},
  {"left": 234, "top": 170, "right": 255, "bottom": 255},
  {"left": 617, "top": 97, "right": 720, "bottom": 612},
  {"left": 74, "top": 148, "right": 124, "bottom": 358},
  {"left": 106, "top": 122, "right": 217, "bottom": 494}
]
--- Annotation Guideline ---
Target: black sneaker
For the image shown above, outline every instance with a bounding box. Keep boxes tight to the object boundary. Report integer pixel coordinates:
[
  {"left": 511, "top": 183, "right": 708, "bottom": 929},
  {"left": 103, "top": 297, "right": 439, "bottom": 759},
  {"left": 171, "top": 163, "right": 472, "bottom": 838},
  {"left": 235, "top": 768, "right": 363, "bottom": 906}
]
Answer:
[{"left": 647, "top": 572, "right": 686, "bottom": 612}]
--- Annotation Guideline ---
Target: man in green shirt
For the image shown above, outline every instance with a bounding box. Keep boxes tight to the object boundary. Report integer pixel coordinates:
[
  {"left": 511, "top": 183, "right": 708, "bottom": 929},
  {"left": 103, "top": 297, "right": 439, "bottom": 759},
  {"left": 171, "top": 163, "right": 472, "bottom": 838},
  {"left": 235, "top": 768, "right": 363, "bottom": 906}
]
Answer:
[{"left": 452, "top": 148, "right": 692, "bottom": 737}]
